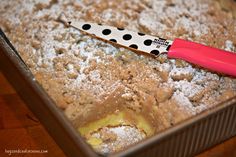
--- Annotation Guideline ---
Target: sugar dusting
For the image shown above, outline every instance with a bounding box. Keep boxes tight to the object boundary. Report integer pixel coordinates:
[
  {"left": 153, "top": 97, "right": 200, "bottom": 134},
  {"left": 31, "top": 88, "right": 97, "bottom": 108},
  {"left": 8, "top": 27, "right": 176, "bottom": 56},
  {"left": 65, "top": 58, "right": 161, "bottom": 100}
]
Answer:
[
  {"left": 0, "top": 0, "right": 236, "bottom": 154},
  {"left": 91, "top": 126, "right": 146, "bottom": 154},
  {"left": 225, "top": 40, "right": 235, "bottom": 52}
]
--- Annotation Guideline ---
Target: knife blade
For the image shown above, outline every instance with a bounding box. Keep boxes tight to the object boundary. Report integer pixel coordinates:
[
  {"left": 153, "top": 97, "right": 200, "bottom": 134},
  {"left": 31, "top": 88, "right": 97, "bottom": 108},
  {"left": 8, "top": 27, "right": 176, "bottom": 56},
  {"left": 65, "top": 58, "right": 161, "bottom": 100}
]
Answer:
[{"left": 64, "top": 20, "right": 236, "bottom": 77}]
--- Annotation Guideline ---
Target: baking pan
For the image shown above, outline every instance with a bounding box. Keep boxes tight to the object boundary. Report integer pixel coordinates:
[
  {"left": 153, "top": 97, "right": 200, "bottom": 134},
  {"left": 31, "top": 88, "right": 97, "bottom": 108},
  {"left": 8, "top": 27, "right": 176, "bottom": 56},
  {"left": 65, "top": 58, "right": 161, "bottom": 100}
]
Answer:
[
  {"left": 0, "top": 29, "right": 236, "bottom": 157},
  {"left": 0, "top": 29, "right": 97, "bottom": 157}
]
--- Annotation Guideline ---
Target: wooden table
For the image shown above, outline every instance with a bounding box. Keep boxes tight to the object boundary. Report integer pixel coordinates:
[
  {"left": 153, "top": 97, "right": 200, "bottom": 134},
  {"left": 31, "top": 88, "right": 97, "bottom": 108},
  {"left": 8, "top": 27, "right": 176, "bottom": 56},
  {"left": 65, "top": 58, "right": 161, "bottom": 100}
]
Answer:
[{"left": 0, "top": 71, "right": 235, "bottom": 157}]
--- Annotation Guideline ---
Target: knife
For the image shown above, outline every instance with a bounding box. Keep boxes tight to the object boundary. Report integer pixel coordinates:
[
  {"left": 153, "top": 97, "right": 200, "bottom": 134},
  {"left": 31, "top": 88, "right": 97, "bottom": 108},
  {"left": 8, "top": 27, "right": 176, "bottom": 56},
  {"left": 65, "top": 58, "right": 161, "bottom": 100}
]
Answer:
[{"left": 63, "top": 20, "right": 236, "bottom": 77}]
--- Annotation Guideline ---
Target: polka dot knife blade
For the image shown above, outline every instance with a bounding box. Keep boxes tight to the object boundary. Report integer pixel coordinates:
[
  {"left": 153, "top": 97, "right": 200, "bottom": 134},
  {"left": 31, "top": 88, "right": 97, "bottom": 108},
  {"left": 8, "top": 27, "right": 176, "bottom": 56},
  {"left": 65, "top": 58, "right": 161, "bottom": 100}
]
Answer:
[
  {"left": 68, "top": 21, "right": 173, "bottom": 56},
  {"left": 67, "top": 20, "right": 236, "bottom": 77}
]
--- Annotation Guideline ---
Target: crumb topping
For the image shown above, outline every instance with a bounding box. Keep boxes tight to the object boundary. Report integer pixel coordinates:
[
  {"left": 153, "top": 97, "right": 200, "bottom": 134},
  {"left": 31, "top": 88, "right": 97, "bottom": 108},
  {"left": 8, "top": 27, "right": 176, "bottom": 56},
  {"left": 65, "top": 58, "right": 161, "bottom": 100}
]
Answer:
[{"left": 1, "top": 0, "right": 236, "bottom": 154}]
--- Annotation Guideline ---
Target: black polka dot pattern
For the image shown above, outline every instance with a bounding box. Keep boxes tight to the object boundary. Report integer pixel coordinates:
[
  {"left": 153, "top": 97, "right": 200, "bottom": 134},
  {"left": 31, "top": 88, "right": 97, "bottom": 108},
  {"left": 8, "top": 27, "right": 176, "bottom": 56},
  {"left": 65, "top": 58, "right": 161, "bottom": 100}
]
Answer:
[
  {"left": 138, "top": 32, "right": 145, "bottom": 36},
  {"left": 123, "top": 34, "right": 132, "bottom": 40},
  {"left": 102, "top": 29, "right": 111, "bottom": 35},
  {"left": 109, "top": 39, "right": 117, "bottom": 43},
  {"left": 77, "top": 22, "right": 172, "bottom": 57},
  {"left": 150, "top": 50, "right": 160, "bottom": 56},
  {"left": 166, "top": 45, "right": 171, "bottom": 51},
  {"left": 144, "top": 39, "right": 152, "bottom": 46},
  {"left": 129, "top": 44, "right": 138, "bottom": 49},
  {"left": 82, "top": 24, "right": 91, "bottom": 30},
  {"left": 117, "top": 27, "right": 124, "bottom": 31}
]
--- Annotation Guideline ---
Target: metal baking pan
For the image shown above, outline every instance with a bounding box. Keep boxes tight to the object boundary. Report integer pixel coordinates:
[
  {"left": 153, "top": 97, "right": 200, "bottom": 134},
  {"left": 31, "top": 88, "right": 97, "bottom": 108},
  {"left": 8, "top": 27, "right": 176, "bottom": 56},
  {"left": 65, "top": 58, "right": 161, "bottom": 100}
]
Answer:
[{"left": 0, "top": 28, "right": 236, "bottom": 157}]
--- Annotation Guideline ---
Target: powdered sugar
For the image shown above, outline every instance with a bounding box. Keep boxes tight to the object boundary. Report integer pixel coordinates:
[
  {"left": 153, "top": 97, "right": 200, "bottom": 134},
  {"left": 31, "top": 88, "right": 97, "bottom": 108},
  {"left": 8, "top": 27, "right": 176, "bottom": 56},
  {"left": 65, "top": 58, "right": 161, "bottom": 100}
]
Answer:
[
  {"left": 91, "top": 125, "right": 145, "bottom": 154},
  {"left": 1, "top": 1, "right": 236, "bottom": 153},
  {"left": 225, "top": 40, "right": 235, "bottom": 52},
  {"left": 172, "top": 91, "right": 196, "bottom": 114},
  {"left": 170, "top": 65, "right": 195, "bottom": 78}
]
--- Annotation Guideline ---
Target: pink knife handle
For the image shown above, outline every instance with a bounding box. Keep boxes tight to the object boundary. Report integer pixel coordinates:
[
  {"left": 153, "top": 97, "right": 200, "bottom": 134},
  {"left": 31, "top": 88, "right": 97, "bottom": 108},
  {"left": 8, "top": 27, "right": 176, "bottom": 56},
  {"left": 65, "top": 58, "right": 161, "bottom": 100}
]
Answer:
[{"left": 168, "top": 38, "right": 236, "bottom": 77}]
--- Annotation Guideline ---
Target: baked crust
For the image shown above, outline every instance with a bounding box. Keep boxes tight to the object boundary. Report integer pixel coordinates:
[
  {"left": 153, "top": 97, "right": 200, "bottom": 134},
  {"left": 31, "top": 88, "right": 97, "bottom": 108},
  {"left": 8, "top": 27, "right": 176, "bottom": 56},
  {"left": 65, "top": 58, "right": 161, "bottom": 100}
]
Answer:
[{"left": 1, "top": 0, "right": 236, "bottom": 154}]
